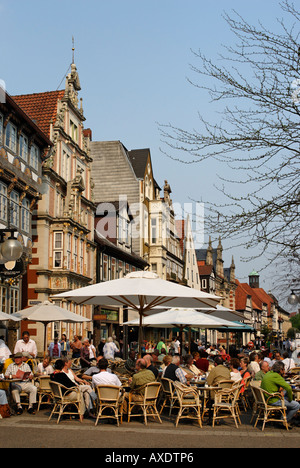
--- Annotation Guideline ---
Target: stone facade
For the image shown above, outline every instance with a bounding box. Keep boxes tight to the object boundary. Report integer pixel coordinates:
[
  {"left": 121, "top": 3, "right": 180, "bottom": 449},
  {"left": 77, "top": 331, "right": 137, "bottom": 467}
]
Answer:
[
  {"left": 0, "top": 92, "right": 52, "bottom": 350},
  {"left": 13, "top": 63, "right": 96, "bottom": 352}
]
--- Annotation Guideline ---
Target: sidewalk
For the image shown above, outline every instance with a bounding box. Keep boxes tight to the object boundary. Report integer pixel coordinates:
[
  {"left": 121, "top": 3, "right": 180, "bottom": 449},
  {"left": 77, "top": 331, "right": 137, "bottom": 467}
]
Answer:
[{"left": 0, "top": 408, "right": 299, "bottom": 448}]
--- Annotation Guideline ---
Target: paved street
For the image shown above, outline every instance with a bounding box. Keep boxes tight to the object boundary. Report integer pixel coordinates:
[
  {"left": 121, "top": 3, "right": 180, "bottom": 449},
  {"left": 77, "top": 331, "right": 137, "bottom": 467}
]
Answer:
[{"left": 0, "top": 408, "right": 299, "bottom": 449}]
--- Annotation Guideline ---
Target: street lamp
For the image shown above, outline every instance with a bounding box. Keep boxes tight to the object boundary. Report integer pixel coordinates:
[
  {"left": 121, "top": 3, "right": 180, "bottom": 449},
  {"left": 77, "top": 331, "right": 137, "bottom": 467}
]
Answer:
[
  {"left": 287, "top": 289, "right": 300, "bottom": 305},
  {"left": 0, "top": 229, "right": 23, "bottom": 264}
]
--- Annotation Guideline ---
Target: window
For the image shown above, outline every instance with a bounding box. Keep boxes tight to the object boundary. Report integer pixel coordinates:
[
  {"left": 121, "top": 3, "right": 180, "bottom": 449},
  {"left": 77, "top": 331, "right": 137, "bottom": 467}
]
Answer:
[
  {"left": 151, "top": 217, "right": 157, "bottom": 244},
  {"left": 5, "top": 122, "right": 17, "bottom": 152},
  {"left": 21, "top": 198, "right": 30, "bottom": 233},
  {"left": 0, "top": 286, "right": 6, "bottom": 314},
  {"left": 79, "top": 240, "right": 84, "bottom": 274},
  {"left": 70, "top": 120, "right": 78, "bottom": 143},
  {"left": 62, "top": 150, "right": 71, "bottom": 181},
  {"left": 67, "top": 233, "right": 72, "bottom": 270},
  {"left": 10, "top": 191, "right": 19, "bottom": 227},
  {"left": 53, "top": 232, "right": 63, "bottom": 268},
  {"left": 73, "top": 236, "right": 78, "bottom": 271},
  {"left": 9, "top": 287, "right": 19, "bottom": 315},
  {"left": 103, "top": 254, "right": 108, "bottom": 280},
  {"left": 111, "top": 258, "right": 116, "bottom": 280},
  {"left": 144, "top": 209, "right": 149, "bottom": 244},
  {"left": 19, "top": 134, "right": 28, "bottom": 162},
  {"left": 30, "top": 145, "right": 40, "bottom": 171},
  {"left": 201, "top": 279, "right": 207, "bottom": 290},
  {"left": 0, "top": 182, "right": 7, "bottom": 222}
]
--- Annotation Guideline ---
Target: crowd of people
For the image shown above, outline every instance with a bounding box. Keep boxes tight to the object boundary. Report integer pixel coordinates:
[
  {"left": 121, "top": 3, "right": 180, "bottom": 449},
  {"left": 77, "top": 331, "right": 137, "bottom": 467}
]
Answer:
[{"left": 0, "top": 332, "right": 300, "bottom": 427}]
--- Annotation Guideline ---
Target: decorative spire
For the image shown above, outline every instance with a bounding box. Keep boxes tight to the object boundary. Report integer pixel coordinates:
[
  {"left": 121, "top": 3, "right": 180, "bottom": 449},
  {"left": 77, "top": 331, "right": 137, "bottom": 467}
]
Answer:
[{"left": 72, "top": 36, "right": 75, "bottom": 64}]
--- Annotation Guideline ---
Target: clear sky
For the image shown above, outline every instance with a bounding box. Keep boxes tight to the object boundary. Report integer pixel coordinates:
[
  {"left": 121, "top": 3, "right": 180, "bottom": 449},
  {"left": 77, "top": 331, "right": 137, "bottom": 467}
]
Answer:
[{"left": 0, "top": 0, "right": 293, "bottom": 300}]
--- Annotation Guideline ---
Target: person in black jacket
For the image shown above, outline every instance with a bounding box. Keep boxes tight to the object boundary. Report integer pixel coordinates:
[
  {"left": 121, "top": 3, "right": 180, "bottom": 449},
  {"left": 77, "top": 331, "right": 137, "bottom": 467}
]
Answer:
[{"left": 51, "top": 359, "right": 85, "bottom": 420}]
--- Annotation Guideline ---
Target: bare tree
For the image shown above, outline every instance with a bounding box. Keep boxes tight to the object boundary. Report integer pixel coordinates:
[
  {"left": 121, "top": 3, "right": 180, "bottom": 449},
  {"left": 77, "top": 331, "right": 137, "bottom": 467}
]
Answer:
[{"left": 159, "top": 1, "right": 300, "bottom": 289}]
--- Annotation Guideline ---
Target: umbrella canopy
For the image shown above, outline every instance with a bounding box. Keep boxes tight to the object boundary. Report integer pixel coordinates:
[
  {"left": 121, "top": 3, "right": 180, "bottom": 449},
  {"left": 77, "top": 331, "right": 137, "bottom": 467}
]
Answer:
[
  {"left": 11, "top": 301, "right": 91, "bottom": 354},
  {"left": 52, "top": 271, "right": 221, "bottom": 354},
  {"left": 123, "top": 307, "right": 245, "bottom": 329},
  {"left": 0, "top": 311, "right": 21, "bottom": 322}
]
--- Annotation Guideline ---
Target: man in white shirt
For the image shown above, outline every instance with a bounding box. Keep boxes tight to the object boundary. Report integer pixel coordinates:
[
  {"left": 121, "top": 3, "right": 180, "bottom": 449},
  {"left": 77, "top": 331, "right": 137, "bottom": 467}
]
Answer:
[
  {"left": 92, "top": 358, "right": 122, "bottom": 387},
  {"left": 14, "top": 331, "right": 37, "bottom": 358}
]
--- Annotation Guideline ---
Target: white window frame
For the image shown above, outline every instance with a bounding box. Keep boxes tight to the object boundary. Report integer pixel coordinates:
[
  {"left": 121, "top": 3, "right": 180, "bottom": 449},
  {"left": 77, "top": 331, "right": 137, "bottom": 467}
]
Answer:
[
  {"left": 5, "top": 121, "right": 17, "bottom": 153},
  {"left": 10, "top": 191, "right": 19, "bottom": 227},
  {"left": 151, "top": 216, "right": 157, "bottom": 244},
  {"left": 19, "top": 133, "right": 29, "bottom": 162},
  {"left": 73, "top": 236, "right": 78, "bottom": 271},
  {"left": 30, "top": 144, "right": 40, "bottom": 171},
  {"left": 21, "top": 198, "right": 30, "bottom": 233},
  {"left": 67, "top": 233, "right": 72, "bottom": 270},
  {"left": 53, "top": 231, "right": 63, "bottom": 269},
  {"left": 0, "top": 182, "right": 7, "bottom": 222}
]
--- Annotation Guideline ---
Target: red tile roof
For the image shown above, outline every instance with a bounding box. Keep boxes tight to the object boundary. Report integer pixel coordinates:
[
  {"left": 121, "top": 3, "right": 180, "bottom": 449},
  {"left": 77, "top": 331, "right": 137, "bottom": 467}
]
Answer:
[
  {"left": 12, "top": 90, "right": 65, "bottom": 138},
  {"left": 198, "top": 264, "right": 213, "bottom": 276},
  {"left": 235, "top": 279, "right": 274, "bottom": 314}
]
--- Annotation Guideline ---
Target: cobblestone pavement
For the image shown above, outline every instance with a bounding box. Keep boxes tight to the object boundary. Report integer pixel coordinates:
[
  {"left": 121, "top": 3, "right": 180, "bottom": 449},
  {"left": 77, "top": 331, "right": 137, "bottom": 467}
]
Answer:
[{"left": 0, "top": 408, "right": 299, "bottom": 449}]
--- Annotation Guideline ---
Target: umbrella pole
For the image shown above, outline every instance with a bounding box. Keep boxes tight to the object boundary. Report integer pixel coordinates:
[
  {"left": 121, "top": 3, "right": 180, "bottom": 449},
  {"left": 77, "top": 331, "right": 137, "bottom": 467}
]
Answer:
[
  {"left": 138, "top": 309, "right": 143, "bottom": 358},
  {"left": 44, "top": 323, "right": 48, "bottom": 358}
]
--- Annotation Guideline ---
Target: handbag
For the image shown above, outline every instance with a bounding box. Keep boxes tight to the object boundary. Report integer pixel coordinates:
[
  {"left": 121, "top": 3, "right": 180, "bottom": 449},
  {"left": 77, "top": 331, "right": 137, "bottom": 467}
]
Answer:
[{"left": 0, "top": 403, "right": 11, "bottom": 418}]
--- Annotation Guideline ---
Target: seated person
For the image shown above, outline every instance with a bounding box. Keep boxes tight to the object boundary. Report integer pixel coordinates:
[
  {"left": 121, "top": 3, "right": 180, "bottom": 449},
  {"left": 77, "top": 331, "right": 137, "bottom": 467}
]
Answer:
[
  {"left": 239, "top": 357, "right": 251, "bottom": 394},
  {"left": 82, "top": 356, "right": 108, "bottom": 382},
  {"left": 124, "top": 349, "right": 137, "bottom": 374},
  {"left": 143, "top": 354, "right": 159, "bottom": 379},
  {"left": 163, "top": 356, "right": 190, "bottom": 384},
  {"left": 206, "top": 355, "right": 231, "bottom": 397},
  {"left": 182, "top": 354, "right": 203, "bottom": 378},
  {"left": 5, "top": 352, "right": 37, "bottom": 415},
  {"left": 157, "top": 348, "right": 167, "bottom": 362},
  {"left": 123, "top": 358, "right": 156, "bottom": 413},
  {"left": 36, "top": 356, "right": 54, "bottom": 376},
  {"left": 195, "top": 349, "right": 210, "bottom": 373},
  {"left": 230, "top": 358, "right": 242, "bottom": 382},
  {"left": 51, "top": 359, "right": 86, "bottom": 420},
  {"left": 59, "top": 358, "right": 97, "bottom": 417},
  {"left": 92, "top": 358, "right": 122, "bottom": 387},
  {"left": 253, "top": 360, "right": 270, "bottom": 382},
  {"left": 261, "top": 360, "right": 300, "bottom": 426}
]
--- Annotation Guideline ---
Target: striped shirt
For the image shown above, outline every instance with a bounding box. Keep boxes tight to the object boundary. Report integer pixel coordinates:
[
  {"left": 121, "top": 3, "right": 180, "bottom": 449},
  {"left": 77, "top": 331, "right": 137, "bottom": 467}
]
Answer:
[{"left": 5, "top": 362, "right": 32, "bottom": 380}]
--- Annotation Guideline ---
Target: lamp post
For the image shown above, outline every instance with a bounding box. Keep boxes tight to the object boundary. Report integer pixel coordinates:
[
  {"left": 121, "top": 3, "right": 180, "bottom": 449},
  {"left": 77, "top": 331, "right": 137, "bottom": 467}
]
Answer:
[
  {"left": 287, "top": 289, "right": 300, "bottom": 306},
  {"left": 0, "top": 229, "right": 23, "bottom": 264}
]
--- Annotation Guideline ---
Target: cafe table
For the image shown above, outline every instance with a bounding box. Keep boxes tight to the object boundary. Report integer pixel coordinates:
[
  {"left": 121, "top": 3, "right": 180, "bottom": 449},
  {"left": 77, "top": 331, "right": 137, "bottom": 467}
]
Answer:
[{"left": 191, "top": 383, "right": 220, "bottom": 421}]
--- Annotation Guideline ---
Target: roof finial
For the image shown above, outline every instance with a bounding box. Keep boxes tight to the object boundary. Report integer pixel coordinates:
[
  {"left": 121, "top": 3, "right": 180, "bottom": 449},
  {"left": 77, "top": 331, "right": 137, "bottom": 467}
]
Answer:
[{"left": 72, "top": 36, "right": 75, "bottom": 64}]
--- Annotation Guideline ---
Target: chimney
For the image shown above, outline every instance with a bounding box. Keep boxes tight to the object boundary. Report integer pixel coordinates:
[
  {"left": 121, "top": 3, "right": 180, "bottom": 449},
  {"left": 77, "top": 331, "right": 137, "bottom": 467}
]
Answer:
[{"left": 249, "top": 270, "right": 260, "bottom": 288}]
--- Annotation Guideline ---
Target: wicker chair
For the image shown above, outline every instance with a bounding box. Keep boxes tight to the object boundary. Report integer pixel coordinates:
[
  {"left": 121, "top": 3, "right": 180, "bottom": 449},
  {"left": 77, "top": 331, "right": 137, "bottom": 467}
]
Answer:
[
  {"left": 95, "top": 385, "right": 124, "bottom": 427},
  {"left": 159, "top": 378, "right": 179, "bottom": 416},
  {"left": 249, "top": 380, "right": 262, "bottom": 424},
  {"left": 212, "top": 383, "right": 242, "bottom": 428},
  {"left": 127, "top": 382, "right": 162, "bottom": 425},
  {"left": 36, "top": 376, "right": 53, "bottom": 412},
  {"left": 48, "top": 381, "right": 83, "bottom": 424},
  {"left": 173, "top": 382, "right": 202, "bottom": 428},
  {"left": 253, "top": 387, "right": 289, "bottom": 431}
]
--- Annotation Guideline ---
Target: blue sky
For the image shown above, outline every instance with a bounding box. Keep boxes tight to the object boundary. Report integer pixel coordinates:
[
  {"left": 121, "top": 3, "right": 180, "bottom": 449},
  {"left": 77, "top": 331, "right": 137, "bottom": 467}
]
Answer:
[{"left": 0, "top": 0, "right": 293, "bottom": 295}]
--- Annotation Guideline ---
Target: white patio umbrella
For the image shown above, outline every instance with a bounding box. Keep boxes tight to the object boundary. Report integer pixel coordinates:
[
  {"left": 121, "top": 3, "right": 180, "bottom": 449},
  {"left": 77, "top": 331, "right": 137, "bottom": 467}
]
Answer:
[
  {"left": 0, "top": 311, "right": 21, "bottom": 322},
  {"left": 123, "top": 307, "right": 245, "bottom": 329},
  {"left": 123, "top": 307, "right": 244, "bottom": 355},
  {"left": 52, "top": 271, "right": 221, "bottom": 355},
  {"left": 11, "top": 300, "right": 91, "bottom": 355}
]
